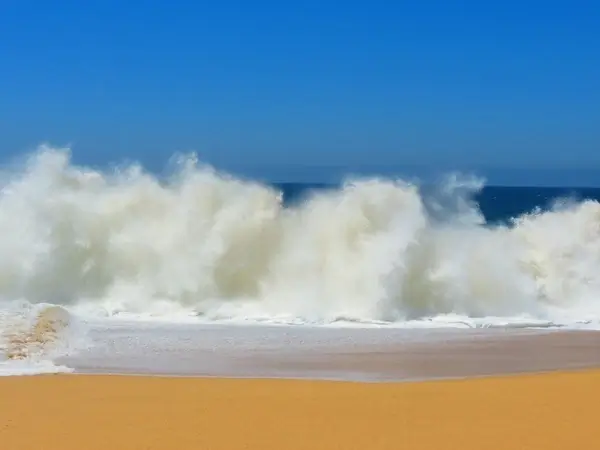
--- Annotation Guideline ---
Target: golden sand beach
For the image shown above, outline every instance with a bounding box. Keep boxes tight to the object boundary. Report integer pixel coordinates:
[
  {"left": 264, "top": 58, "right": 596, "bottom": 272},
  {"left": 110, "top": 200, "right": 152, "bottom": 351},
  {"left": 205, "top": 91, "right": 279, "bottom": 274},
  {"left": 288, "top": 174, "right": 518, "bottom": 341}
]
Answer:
[{"left": 0, "top": 370, "right": 597, "bottom": 450}]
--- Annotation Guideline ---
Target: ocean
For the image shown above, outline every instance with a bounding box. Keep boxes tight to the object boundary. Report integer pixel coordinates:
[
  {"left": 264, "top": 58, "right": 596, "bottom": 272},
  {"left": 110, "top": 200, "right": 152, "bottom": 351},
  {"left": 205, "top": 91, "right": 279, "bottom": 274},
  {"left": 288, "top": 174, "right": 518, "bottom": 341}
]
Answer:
[
  {"left": 280, "top": 182, "right": 600, "bottom": 224},
  {"left": 1, "top": 146, "right": 600, "bottom": 378}
]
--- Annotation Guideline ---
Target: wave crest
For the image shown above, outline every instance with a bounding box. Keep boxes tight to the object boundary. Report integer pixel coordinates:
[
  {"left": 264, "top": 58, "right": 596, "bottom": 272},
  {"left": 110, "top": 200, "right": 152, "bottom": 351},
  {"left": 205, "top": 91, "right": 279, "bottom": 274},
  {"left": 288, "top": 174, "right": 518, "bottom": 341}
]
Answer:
[{"left": 0, "top": 145, "right": 598, "bottom": 325}]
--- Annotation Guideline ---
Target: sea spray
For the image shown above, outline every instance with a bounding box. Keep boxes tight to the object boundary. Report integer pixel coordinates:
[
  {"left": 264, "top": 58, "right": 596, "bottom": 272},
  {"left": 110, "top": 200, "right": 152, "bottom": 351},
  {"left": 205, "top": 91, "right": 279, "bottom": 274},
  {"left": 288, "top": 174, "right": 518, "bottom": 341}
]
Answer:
[{"left": 0, "top": 145, "right": 598, "bottom": 326}]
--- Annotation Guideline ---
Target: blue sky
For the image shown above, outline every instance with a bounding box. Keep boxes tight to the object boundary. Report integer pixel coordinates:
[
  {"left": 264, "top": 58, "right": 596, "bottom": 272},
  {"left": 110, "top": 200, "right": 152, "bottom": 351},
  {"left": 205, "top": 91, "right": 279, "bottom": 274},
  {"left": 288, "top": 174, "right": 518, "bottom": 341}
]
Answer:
[{"left": 0, "top": 1, "right": 599, "bottom": 184}]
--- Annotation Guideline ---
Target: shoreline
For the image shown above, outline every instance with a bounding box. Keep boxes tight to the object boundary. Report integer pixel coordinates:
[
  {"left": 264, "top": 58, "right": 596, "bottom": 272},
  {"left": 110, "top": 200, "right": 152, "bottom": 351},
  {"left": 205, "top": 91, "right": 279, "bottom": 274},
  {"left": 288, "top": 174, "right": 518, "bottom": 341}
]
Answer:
[
  {"left": 1, "top": 368, "right": 598, "bottom": 449},
  {"left": 64, "top": 365, "right": 600, "bottom": 385},
  {"left": 68, "top": 360, "right": 600, "bottom": 384},
  {"left": 60, "top": 328, "right": 600, "bottom": 381}
]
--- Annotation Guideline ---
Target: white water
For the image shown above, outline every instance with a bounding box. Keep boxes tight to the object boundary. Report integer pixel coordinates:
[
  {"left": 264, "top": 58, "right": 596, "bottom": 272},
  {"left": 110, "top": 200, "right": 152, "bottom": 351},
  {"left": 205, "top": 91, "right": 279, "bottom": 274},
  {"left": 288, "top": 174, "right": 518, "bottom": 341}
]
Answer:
[{"left": 1, "top": 145, "right": 600, "bottom": 374}]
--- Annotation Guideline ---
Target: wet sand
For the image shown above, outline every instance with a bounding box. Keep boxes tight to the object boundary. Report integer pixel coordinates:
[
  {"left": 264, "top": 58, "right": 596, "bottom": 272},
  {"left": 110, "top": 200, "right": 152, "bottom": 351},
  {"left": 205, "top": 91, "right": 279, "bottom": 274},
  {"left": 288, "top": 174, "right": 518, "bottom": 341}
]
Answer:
[
  {"left": 63, "top": 327, "right": 600, "bottom": 381},
  {"left": 0, "top": 369, "right": 598, "bottom": 450},
  {"left": 259, "top": 329, "right": 600, "bottom": 380}
]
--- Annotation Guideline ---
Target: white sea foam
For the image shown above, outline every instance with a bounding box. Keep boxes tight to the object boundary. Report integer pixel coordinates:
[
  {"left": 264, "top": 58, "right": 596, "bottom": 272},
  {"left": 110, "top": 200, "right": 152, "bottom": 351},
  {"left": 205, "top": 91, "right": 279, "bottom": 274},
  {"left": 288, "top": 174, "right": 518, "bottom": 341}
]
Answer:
[
  {"left": 0, "top": 302, "right": 80, "bottom": 375},
  {"left": 0, "top": 360, "right": 73, "bottom": 376},
  {"left": 0, "top": 144, "right": 599, "bottom": 343}
]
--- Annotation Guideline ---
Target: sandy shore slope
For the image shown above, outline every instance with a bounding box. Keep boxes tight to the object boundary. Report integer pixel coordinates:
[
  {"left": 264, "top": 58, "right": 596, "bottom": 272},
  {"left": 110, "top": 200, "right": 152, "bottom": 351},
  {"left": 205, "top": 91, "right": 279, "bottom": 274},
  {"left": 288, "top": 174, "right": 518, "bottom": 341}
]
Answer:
[{"left": 1, "top": 370, "right": 598, "bottom": 450}]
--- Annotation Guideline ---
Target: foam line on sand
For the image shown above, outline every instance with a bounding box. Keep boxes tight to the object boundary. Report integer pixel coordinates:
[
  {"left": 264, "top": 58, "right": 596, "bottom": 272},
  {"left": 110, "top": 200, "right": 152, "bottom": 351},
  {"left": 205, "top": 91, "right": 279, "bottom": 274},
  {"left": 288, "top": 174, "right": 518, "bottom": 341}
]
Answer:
[{"left": 0, "top": 369, "right": 598, "bottom": 450}]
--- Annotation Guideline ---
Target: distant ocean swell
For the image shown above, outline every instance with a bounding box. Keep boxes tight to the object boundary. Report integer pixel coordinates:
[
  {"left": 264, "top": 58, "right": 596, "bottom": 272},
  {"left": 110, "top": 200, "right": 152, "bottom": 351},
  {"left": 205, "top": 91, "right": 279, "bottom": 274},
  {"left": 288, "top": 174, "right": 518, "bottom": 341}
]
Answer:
[{"left": 0, "top": 144, "right": 599, "bottom": 334}]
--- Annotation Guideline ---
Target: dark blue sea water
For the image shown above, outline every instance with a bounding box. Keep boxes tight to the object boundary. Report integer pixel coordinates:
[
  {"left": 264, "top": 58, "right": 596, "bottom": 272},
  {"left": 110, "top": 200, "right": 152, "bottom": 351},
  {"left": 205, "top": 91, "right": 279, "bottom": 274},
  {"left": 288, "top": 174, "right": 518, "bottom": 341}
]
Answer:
[{"left": 276, "top": 183, "right": 600, "bottom": 224}]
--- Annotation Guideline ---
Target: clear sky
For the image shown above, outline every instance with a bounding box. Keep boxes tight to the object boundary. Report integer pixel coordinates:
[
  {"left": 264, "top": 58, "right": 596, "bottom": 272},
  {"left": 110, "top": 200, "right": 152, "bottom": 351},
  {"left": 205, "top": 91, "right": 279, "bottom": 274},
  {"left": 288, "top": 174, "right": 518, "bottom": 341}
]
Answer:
[{"left": 0, "top": 1, "right": 599, "bottom": 184}]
